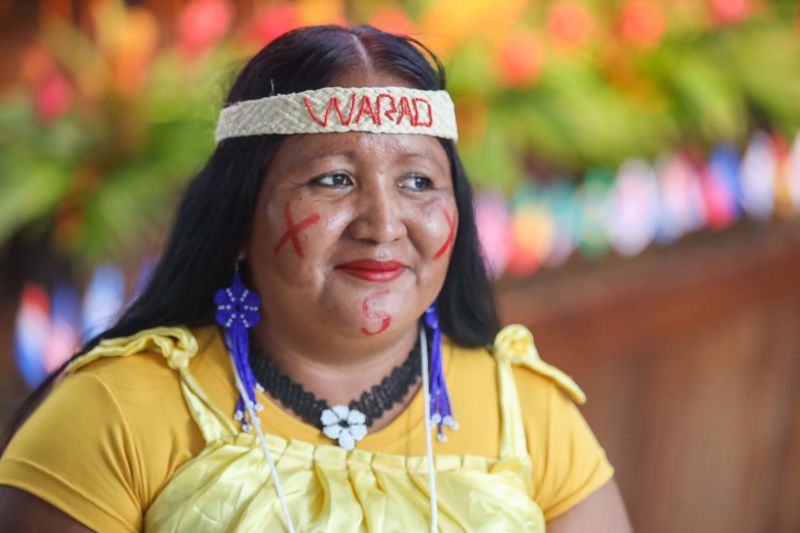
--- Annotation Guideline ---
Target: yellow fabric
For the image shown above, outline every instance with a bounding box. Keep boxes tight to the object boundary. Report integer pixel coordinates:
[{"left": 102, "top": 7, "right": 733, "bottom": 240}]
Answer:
[
  {"left": 492, "top": 325, "right": 585, "bottom": 461},
  {"left": 65, "top": 327, "right": 237, "bottom": 444},
  {"left": 0, "top": 325, "right": 614, "bottom": 532}
]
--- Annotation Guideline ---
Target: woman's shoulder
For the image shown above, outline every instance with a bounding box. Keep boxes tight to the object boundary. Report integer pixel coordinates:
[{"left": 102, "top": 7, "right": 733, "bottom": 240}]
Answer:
[
  {"left": 61, "top": 325, "right": 229, "bottom": 432},
  {"left": 67, "top": 325, "right": 218, "bottom": 375},
  {"left": 485, "top": 325, "right": 613, "bottom": 520},
  {"left": 53, "top": 324, "right": 224, "bottom": 428},
  {"left": 448, "top": 324, "right": 586, "bottom": 406},
  {"left": 0, "top": 326, "right": 223, "bottom": 531}
]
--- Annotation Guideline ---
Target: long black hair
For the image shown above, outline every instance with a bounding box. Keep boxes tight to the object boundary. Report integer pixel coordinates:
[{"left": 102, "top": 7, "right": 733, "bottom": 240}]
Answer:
[{"left": 5, "top": 24, "right": 498, "bottom": 444}]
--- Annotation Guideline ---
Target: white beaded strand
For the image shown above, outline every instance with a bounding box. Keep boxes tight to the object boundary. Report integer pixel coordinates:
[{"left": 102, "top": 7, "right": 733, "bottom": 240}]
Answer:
[
  {"left": 420, "top": 325, "right": 439, "bottom": 533},
  {"left": 231, "top": 355, "right": 296, "bottom": 533}
]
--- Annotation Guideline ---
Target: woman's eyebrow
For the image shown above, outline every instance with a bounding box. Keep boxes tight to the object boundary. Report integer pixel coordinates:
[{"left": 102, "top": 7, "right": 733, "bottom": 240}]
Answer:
[
  {"left": 287, "top": 149, "right": 358, "bottom": 175},
  {"left": 398, "top": 149, "right": 448, "bottom": 174},
  {"left": 284, "top": 147, "right": 448, "bottom": 175}
]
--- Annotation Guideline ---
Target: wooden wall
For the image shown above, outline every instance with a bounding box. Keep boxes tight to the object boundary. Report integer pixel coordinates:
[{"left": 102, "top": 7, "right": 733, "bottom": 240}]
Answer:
[{"left": 498, "top": 220, "right": 800, "bottom": 533}]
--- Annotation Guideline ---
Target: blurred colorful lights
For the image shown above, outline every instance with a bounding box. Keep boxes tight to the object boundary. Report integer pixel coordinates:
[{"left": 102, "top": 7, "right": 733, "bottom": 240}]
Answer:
[
  {"left": 13, "top": 263, "right": 128, "bottom": 388},
  {"left": 475, "top": 131, "right": 793, "bottom": 277}
]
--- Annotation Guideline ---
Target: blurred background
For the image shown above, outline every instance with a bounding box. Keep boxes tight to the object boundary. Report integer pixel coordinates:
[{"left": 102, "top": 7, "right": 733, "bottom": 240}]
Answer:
[{"left": 1, "top": 0, "right": 799, "bottom": 531}]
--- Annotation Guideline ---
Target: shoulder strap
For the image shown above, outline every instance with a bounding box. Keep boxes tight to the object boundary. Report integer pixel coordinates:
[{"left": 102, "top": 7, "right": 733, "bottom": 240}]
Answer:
[
  {"left": 67, "top": 327, "right": 237, "bottom": 443},
  {"left": 492, "top": 324, "right": 586, "bottom": 460}
]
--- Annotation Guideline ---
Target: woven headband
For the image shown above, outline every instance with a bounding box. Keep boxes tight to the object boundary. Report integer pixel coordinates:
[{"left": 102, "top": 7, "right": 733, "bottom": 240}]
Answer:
[{"left": 215, "top": 86, "right": 458, "bottom": 142}]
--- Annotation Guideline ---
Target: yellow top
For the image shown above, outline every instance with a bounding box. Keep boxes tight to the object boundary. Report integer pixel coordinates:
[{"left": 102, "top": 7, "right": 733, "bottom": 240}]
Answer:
[{"left": 0, "top": 325, "right": 613, "bottom": 532}]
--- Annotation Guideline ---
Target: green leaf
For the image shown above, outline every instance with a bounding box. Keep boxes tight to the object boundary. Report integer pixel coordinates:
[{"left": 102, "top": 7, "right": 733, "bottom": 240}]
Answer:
[{"left": 0, "top": 157, "right": 72, "bottom": 243}]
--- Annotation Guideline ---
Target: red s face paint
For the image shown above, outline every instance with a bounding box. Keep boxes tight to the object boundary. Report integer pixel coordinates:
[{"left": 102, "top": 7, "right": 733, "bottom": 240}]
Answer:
[
  {"left": 273, "top": 200, "right": 321, "bottom": 258},
  {"left": 433, "top": 208, "right": 456, "bottom": 259},
  {"left": 360, "top": 290, "right": 392, "bottom": 336}
]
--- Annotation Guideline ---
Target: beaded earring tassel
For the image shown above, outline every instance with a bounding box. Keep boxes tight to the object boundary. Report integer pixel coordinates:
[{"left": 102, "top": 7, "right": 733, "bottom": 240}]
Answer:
[
  {"left": 214, "top": 268, "right": 263, "bottom": 432},
  {"left": 424, "top": 303, "right": 458, "bottom": 441}
]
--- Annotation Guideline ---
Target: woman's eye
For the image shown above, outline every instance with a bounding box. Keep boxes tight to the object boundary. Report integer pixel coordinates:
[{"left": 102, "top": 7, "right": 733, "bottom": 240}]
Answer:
[
  {"left": 399, "top": 174, "right": 433, "bottom": 191},
  {"left": 314, "top": 173, "right": 353, "bottom": 188}
]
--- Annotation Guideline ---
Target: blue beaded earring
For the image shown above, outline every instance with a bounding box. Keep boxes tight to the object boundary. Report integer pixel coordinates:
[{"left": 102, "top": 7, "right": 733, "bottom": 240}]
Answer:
[
  {"left": 214, "top": 264, "right": 263, "bottom": 432},
  {"left": 424, "top": 302, "right": 458, "bottom": 441}
]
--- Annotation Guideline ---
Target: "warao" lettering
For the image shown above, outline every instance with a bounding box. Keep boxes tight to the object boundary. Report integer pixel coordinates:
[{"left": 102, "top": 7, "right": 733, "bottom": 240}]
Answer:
[{"left": 303, "top": 92, "right": 434, "bottom": 129}]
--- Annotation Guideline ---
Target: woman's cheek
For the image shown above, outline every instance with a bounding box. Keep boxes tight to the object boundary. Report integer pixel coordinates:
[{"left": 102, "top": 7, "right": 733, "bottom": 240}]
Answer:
[
  {"left": 269, "top": 199, "right": 322, "bottom": 261},
  {"left": 417, "top": 199, "right": 458, "bottom": 261},
  {"left": 260, "top": 199, "right": 328, "bottom": 287}
]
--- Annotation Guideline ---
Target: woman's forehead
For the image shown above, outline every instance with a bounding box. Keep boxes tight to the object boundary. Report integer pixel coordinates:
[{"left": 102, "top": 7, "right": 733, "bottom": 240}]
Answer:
[{"left": 273, "top": 131, "right": 449, "bottom": 174}]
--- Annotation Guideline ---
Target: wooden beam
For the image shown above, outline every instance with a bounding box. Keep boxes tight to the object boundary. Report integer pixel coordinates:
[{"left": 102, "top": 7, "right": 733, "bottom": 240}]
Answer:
[{"left": 497, "top": 220, "right": 800, "bottom": 362}]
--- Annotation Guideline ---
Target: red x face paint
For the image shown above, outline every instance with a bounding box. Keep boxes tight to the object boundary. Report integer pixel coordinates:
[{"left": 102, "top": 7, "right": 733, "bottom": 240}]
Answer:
[
  {"left": 273, "top": 200, "right": 321, "bottom": 258},
  {"left": 433, "top": 208, "right": 456, "bottom": 259},
  {"left": 360, "top": 290, "right": 392, "bottom": 336}
]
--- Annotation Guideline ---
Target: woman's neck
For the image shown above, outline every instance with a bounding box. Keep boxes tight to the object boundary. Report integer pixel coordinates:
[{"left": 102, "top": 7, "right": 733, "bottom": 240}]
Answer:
[{"left": 252, "top": 323, "right": 420, "bottom": 410}]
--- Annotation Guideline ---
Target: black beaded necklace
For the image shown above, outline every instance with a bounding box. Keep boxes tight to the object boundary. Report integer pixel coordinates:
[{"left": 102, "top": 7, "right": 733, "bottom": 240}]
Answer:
[{"left": 248, "top": 338, "right": 422, "bottom": 446}]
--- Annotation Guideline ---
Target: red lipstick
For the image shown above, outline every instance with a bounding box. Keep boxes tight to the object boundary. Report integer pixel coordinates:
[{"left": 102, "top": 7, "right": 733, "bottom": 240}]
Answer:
[{"left": 337, "top": 260, "right": 406, "bottom": 282}]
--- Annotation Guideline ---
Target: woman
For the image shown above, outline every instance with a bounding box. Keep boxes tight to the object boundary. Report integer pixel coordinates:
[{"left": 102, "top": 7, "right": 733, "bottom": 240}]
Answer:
[{"left": 0, "top": 25, "right": 631, "bottom": 531}]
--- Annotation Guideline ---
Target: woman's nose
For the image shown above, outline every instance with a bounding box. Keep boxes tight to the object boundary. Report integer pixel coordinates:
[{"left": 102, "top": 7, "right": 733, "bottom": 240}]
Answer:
[{"left": 347, "top": 186, "right": 407, "bottom": 244}]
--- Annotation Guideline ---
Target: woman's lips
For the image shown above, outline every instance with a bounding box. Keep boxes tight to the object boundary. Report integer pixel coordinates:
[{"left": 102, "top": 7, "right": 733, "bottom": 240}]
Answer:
[{"left": 336, "top": 260, "right": 406, "bottom": 282}]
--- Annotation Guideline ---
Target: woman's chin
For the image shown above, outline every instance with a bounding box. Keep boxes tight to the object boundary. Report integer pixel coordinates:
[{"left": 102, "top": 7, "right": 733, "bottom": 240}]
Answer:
[{"left": 320, "top": 288, "right": 407, "bottom": 339}]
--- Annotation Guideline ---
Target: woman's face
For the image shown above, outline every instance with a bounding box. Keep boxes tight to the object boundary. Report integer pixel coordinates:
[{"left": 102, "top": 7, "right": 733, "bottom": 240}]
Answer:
[{"left": 244, "top": 73, "right": 456, "bottom": 352}]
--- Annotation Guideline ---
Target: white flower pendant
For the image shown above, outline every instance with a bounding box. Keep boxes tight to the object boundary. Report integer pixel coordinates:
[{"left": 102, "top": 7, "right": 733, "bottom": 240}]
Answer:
[{"left": 320, "top": 405, "right": 368, "bottom": 450}]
